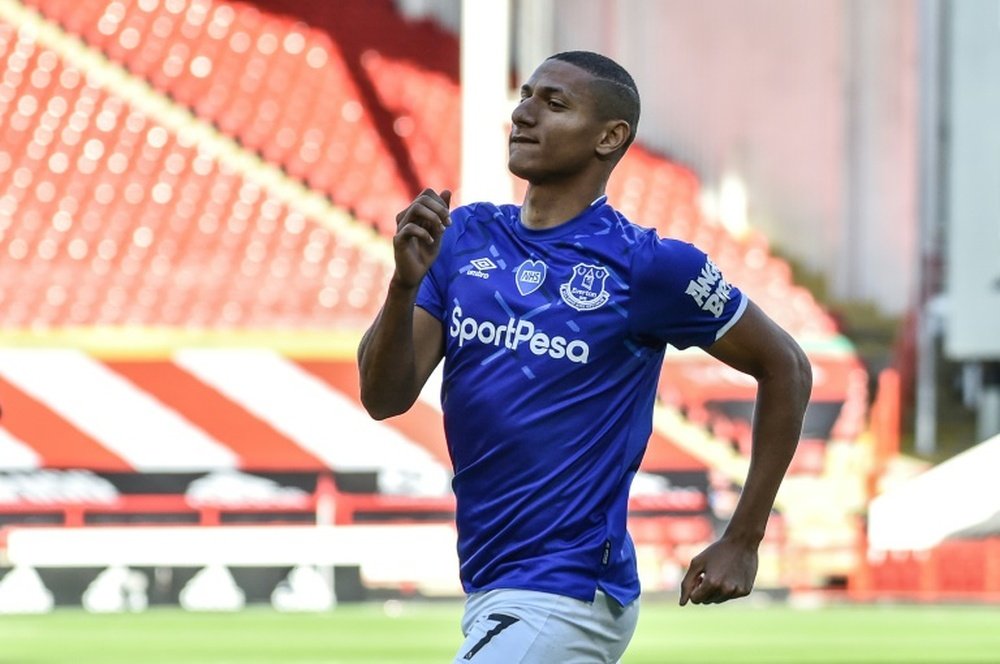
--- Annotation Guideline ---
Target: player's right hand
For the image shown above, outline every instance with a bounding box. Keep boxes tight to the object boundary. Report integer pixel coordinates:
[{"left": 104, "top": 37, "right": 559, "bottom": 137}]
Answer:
[{"left": 391, "top": 188, "right": 452, "bottom": 290}]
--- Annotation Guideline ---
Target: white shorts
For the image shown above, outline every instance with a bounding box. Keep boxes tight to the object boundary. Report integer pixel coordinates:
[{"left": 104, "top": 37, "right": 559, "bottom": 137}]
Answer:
[{"left": 453, "top": 588, "right": 639, "bottom": 664}]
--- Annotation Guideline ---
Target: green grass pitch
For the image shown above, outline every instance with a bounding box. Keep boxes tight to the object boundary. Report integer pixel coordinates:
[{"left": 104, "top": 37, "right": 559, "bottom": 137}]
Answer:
[{"left": 0, "top": 601, "right": 998, "bottom": 663}]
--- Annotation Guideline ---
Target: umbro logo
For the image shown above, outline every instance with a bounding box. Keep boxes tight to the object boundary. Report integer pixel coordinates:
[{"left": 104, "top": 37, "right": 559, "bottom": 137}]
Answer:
[
  {"left": 463, "top": 257, "right": 498, "bottom": 280},
  {"left": 470, "top": 258, "right": 497, "bottom": 271}
]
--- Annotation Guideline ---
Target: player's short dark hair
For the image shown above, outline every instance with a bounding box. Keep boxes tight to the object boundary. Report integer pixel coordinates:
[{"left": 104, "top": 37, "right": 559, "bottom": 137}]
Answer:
[{"left": 547, "top": 50, "right": 641, "bottom": 153}]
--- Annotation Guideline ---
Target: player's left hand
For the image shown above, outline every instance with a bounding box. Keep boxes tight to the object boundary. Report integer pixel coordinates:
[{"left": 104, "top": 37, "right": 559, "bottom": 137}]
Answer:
[{"left": 679, "top": 536, "right": 758, "bottom": 606}]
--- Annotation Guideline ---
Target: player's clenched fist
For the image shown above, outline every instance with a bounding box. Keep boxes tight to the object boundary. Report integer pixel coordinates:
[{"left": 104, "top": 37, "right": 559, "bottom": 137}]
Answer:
[
  {"left": 392, "top": 188, "right": 452, "bottom": 290},
  {"left": 679, "top": 536, "right": 757, "bottom": 606}
]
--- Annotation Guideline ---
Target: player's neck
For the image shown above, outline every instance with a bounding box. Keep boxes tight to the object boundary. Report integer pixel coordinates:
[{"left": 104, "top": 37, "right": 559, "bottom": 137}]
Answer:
[{"left": 520, "top": 180, "right": 607, "bottom": 231}]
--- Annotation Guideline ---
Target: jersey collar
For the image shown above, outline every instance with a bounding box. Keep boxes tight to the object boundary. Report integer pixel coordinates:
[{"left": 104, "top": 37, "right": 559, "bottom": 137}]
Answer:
[{"left": 513, "top": 195, "right": 611, "bottom": 240}]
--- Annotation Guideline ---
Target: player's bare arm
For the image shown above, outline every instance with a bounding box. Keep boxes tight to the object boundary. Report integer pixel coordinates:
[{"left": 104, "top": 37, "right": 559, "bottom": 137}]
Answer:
[
  {"left": 680, "top": 300, "right": 812, "bottom": 606},
  {"left": 358, "top": 189, "right": 451, "bottom": 420}
]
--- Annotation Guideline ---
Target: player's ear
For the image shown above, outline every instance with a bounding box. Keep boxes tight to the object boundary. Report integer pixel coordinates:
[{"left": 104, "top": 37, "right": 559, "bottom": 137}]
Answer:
[{"left": 595, "top": 119, "right": 630, "bottom": 161}]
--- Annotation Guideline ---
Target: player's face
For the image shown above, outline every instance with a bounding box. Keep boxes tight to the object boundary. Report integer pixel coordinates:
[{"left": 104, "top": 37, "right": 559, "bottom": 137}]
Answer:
[{"left": 508, "top": 60, "right": 608, "bottom": 183}]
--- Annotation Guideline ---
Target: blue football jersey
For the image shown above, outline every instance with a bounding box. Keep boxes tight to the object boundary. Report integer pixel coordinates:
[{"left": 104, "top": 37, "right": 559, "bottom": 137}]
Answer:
[{"left": 415, "top": 196, "right": 747, "bottom": 605}]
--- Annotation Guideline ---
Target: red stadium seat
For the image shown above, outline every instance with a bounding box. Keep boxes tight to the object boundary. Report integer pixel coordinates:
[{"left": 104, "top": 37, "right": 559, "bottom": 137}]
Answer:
[
  {"left": 0, "top": 21, "right": 391, "bottom": 329},
  {"left": 22, "top": 0, "right": 415, "bottom": 229}
]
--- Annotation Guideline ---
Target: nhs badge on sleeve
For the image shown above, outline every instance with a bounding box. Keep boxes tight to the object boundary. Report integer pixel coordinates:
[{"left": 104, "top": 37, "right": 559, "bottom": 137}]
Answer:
[
  {"left": 560, "top": 263, "right": 610, "bottom": 311},
  {"left": 514, "top": 259, "right": 547, "bottom": 296}
]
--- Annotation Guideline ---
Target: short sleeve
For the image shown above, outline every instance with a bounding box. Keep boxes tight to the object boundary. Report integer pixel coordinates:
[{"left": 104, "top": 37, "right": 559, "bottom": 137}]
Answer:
[{"left": 628, "top": 236, "right": 747, "bottom": 349}]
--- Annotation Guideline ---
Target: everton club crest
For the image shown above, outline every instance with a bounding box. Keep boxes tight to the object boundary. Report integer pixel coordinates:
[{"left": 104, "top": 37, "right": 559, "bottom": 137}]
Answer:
[{"left": 560, "top": 263, "right": 610, "bottom": 311}]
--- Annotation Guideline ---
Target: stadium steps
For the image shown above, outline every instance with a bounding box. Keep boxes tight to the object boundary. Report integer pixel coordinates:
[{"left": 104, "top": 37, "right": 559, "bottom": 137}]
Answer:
[
  {"left": 0, "top": 0, "right": 397, "bottom": 352},
  {"left": 19, "top": 0, "right": 415, "bottom": 234},
  {"left": 0, "top": 3, "right": 456, "bottom": 499},
  {"left": 361, "top": 49, "right": 459, "bottom": 190},
  {"left": 15, "top": 0, "right": 847, "bottom": 344}
]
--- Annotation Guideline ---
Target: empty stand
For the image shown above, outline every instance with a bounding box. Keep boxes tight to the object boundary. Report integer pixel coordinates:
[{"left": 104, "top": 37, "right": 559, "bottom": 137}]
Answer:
[
  {"left": 16, "top": 0, "right": 846, "bottom": 341},
  {"left": 0, "top": 0, "right": 874, "bottom": 583},
  {"left": 858, "top": 539, "right": 1000, "bottom": 600},
  {"left": 22, "top": 0, "right": 414, "bottom": 232},
  {"left": 3, "top": 1, "right": 867, "bottom": 486},
  {"left": 0, "top": 18, "right": 389, "bottom": 329},
  {"left": 362, "top": 49, "right": 459, "bottom": 188}
]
